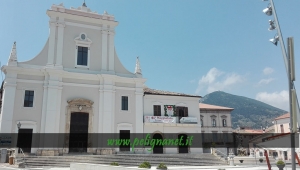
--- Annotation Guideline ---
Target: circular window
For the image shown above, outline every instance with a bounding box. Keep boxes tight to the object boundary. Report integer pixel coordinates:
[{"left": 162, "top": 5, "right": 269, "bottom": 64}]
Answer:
[{"left": 81, "top": 34, "right": 86, "bottom": 40}]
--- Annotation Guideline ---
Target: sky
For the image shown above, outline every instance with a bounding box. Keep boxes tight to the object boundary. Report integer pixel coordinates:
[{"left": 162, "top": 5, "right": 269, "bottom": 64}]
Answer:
[{"left": 0, "top": 0, "right": 299, "bottom": 111}]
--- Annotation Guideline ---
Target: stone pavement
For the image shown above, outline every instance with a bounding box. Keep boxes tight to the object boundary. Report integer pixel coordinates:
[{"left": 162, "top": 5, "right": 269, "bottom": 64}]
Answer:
[{"left": 0, "top": 164, "right": 297, "bottom": 170}]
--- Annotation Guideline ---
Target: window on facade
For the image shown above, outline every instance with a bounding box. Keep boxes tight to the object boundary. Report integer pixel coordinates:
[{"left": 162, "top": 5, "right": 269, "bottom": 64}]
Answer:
[
  {"left": 77, "top": 46, "right": 88, "bottom": 66},
  {"left": 212, "top": 133, "right": 218, "bottom": 142},
  {"left": 153, "top": 105, "right": 161, "bottom": 116},
  {"left": 222, "top": 119, "right": 227, "bottom": 127},
  {"left": 223, "top": 133, "right": 228, "bottom": 143},
  {"left": 201, "top": 119, "right": 203, "bottom": 127},
  {"left": 212, "top": 119, "right": 216, "bottom": 127},
  {"left": 121, "top": 96, "right": 128, "bottom": 110},
  {"left": 280, "top": 124, "right": 284, "bottom": 133},
  {"left": 176, "top": 106, "right": 188, "bottom": 119},
  {"left": 24, "top": 90, "right": 34, "bottom": 107}
]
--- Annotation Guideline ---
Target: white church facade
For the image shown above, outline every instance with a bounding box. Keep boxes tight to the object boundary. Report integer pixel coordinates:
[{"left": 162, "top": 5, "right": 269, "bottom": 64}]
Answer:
[{"left": 0, "top": 3, "right": 202, "bottom": 155}]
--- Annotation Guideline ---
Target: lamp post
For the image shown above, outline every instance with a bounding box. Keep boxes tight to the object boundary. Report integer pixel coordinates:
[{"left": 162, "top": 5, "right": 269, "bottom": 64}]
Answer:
[
  {"left": 262, "top": 1, "right": 298, "bottom": 169},
  {"left": 17, "top": 122, "right": 21, "bottom": 154}
]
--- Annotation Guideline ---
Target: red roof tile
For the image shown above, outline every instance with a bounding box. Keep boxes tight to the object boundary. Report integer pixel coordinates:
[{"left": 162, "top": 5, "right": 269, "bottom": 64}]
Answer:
[
  {"left": 275, "top": 113, "right": 290, "bottom": 120},
  {"left": 199, "top": 103, "right": 234, "bottom": 110}
]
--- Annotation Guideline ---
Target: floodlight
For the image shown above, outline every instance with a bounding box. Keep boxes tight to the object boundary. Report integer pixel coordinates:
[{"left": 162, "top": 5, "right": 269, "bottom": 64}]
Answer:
[
  {"left": 269, "top": 35, "right": 279, "bottom": 46},
  {"left": 263, "top": 5, "right": 272, "bottom": 16},
  {"left": 268, "top": 20, "right": 276, "bottom": 31}
]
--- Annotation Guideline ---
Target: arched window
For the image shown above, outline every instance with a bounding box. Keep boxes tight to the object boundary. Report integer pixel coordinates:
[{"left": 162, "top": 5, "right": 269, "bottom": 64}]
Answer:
[
  {"left": 201, "top": 119, "right": 203, "bottom": 127},
  {"left": 222, "top": 119, "right": 227, "bottom": 127},
  {"left": 212, "top": 119, "right": 216, "bottom": 127}
]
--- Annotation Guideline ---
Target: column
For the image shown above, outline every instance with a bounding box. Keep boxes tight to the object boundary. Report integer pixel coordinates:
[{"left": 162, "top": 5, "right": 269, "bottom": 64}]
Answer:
[
  {"left": 108, "top": 29, "right": 115, "bottom": 72},
  {"left": 0, "top": 81, "right": 17, "bottom": 133},
  {"left": 55, "top": 19, "right": 65, "bottom": 68},
  {"left": 135, "top": 83, "right": 144, "bottom": 133},
  {"left": 47, "top": 17, "right": 57, "bottom": 66},
  {"left": 101, "top": 27, "right": 108, "bottom": 71}
]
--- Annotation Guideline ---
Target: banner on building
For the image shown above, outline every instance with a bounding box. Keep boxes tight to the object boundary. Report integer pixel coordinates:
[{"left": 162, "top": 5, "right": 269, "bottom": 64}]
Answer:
[{"left": 144, "top": 116, "right": 176, "bottom": 123}]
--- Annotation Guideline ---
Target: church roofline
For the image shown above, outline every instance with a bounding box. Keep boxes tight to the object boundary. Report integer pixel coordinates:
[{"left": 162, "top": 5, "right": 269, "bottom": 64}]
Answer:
[{"left": 47, "top": 3, "right": 118, "bottom": 26}]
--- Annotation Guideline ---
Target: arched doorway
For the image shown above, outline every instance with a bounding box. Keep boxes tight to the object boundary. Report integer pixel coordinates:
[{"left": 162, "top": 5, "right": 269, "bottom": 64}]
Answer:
[
  {"left": 178, "top": 134, "right": 188, "bottom": 153},
  {"left": 153, "top": 133, "right": 163, "bottom": 154}
]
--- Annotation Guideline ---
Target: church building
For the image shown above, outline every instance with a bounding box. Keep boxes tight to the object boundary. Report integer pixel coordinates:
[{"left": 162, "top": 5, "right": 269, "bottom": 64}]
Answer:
[{"left": 0, "top": 3, "right": 202, "bottom": 155}]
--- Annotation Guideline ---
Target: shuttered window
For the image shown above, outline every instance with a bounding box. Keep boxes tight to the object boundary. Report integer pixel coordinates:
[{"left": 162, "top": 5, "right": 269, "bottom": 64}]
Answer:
[{"left": 153, "top": 105, "right": 161, "bottom": 116}]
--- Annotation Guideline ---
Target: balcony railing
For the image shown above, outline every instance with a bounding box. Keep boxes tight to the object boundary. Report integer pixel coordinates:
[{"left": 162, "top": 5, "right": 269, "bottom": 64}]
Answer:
[{"left": 144, "top": 116, "right": 198, "bottom": 124}]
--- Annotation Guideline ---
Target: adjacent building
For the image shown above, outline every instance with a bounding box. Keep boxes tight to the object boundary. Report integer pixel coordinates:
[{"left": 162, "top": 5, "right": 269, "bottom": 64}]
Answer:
[{"left": 199, "top": 103, "right": 234, "bottom": 153}]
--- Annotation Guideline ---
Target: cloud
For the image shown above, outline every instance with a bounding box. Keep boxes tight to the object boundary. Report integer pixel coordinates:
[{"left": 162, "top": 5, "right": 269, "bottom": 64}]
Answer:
[
  {"left": 255, "top": 90, "right": 289, "bottom": 111},
  {"left": 258, "top": 78, "right": 275, "bottom": 85},
  {"left": 196, "top": 68, "right": 244, "bottom": 94},
  {"left": 263, "top": 67, "right": 274, "bottom": 75}
]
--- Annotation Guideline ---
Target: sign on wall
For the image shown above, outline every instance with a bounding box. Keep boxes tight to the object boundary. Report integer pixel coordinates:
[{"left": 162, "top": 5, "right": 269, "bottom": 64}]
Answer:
[{"left": 144, "top": 116, "right": 176, "bottom": 124}]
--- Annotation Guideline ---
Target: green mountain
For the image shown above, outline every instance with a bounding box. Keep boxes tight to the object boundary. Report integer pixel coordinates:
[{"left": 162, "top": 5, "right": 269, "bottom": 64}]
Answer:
[{"left": 200, "top": 91, "right": 287, "bottom": 129}]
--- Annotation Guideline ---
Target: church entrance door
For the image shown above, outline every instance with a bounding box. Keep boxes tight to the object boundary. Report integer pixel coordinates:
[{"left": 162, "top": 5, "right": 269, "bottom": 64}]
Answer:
[{"left": 69, "top": 112, "right": 89, "bottom": 152}]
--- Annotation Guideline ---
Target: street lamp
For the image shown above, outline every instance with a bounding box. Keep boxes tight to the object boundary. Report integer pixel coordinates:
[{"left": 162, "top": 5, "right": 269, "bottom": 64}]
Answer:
[
  {"left": 269, "top": 35, "right": 279, "bottom": 46},
  {"left": 262, "top": 1, "right": 298, "bottom": 169},
  {"left": 268, "top": 20, "right": 276, "bottom": 31},
  {"left": 262, "top": 4, "right": 272, "bottom": 16},
  {"left": 17, "top": 122, "right": 21, "bottom": 154}
]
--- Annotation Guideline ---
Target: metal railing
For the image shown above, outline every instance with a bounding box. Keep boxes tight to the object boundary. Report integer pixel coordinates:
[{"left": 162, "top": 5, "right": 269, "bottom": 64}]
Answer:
[
  {"left": 212, "top": 148, "right": 229, "bottom": 164},
  {"left": 15, "top": 148, "right": 28, "bottom": 168}
]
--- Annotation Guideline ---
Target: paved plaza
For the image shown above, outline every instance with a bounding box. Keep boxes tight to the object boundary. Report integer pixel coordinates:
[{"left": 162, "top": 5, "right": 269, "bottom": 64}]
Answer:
[{"left": 0, "top": 164, "right": 297, "bottom": 170}]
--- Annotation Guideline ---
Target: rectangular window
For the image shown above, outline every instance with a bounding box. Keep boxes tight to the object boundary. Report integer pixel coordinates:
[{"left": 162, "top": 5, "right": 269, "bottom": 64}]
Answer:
[
  {"left": 77, "top": 46, "right": 88, "bottom": 66},
  {"left": 24, "top": 90, "right": 34, "bottom": 107},
  {"left": 223, "top": 133, "right": 228, "bottom": 143},
  {"left": 212, "top": 133, "right": 218, "bottom": 142},
  {"left": 153, "top": 105, "right": 161, "bottom": 116},
  {"left": 212, "top": 119, "right": 216, "bottom": 127},
  {"left": 121, "top": 96, "right": 128, "bottom": 111},
  {"left": 280, "top": 124, "right": 284, "bottom": 133}
]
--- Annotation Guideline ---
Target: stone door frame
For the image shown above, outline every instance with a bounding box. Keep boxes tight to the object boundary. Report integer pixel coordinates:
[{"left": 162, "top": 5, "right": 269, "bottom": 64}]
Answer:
[{"left": 64, "top": 98, "right": 94, "bottom": 153}]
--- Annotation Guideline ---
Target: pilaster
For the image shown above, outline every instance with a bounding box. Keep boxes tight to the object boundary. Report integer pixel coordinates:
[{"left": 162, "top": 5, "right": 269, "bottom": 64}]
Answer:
[
  {"left": 108, "top": 29, "right": 115, "bottom": 72},
  {"left": 0, "top": 76, "right": 17, "bottom": 133},
  {"left": 101, "top": 27, "right": 108, "bottom": 71},
  {"left": 101, "top": 76, "right": 115, "bottom": 133},
  {"left": 135, "top": 83, "right": 144, "bottom": 133},
  {"left": 43, "top": 72, "right": 62, "bottom": 148},
  {"left": 47, "top": 17, "right": 57, "bottom": 67},
  {"left": 55, "top": 18, "right": 65, "bottom": 68}
]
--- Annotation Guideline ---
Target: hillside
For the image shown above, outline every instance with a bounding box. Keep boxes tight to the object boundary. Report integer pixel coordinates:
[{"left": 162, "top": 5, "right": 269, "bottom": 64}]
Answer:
[{"left": 200, "top": 91, "right": 287, "bottom": 129}]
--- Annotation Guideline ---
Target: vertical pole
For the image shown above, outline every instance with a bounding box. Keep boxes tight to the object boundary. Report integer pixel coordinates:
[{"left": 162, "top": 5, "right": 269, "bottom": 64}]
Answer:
[
  {"left": 268, "top": 1, "right": 297, "bottom": 169},
  {"left": 288, "top": 37, "right": 296, "bottom": 170},
  {"left": 295, "top": 152, "right": 300, "bottom": 166},
  {"left": 264, "top": 150, "right": 271, "bottom": 170},
  {"left": 269, "top": 0, "right": 288, "bottom": 75}
]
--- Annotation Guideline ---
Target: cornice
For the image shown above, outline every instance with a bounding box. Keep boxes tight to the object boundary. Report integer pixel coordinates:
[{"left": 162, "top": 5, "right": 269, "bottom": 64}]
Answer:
[{"left": 46, "top": 10, "right": 118, "bottom": 27}]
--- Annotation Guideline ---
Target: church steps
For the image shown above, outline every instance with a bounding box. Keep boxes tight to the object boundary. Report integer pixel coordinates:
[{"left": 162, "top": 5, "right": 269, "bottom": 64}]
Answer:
[{"left": 16, "top": 153, "right": 227, "bottom": 168}]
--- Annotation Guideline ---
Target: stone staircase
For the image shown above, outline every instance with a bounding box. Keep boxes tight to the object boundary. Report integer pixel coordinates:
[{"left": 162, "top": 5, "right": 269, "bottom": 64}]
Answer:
[{"left": 16, "top": 153, "right": 227, "bottom": 168}]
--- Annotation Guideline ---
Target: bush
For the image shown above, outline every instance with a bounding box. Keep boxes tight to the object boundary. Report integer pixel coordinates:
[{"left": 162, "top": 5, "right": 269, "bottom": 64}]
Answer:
[
  {"left": 110, "top": 162, "right": 119, "bottom": 166},
  {"left": 259, "top": 158, "right": 263, "bottom": 161},
  {"left": 139, "top": 162, "right": 151, "bottom": 169},
  {"left": 156, "top": 163, "right": 167, "bottom": 169},
  {"left": 277, "top": 160, "right": 285, "bottom": 165}
]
